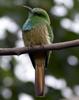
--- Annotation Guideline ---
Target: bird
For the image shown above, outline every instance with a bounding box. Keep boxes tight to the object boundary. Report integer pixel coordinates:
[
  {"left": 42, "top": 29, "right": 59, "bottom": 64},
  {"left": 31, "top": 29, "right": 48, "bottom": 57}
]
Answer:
[{"left": 22, "top": 5, "right": 54, "bottom": 96}]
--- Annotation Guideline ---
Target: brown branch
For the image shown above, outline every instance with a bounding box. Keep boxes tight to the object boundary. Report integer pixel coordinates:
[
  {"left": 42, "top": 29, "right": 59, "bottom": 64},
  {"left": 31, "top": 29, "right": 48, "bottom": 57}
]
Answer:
[{"left": 0, "top": 39, "right": 79, "bottom": 56}]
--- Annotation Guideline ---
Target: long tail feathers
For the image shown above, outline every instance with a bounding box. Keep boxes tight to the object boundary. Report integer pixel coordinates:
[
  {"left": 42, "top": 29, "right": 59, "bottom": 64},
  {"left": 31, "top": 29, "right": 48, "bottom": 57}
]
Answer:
[{"left": 35, "top": 57, "right": 45, "bottom": 96}]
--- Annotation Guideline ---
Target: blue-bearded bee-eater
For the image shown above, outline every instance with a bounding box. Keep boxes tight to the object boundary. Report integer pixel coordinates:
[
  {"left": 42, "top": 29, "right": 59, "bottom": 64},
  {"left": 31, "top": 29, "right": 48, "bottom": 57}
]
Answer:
[{"left": 22, "top": 6, "right": 54, "bottom": 96}]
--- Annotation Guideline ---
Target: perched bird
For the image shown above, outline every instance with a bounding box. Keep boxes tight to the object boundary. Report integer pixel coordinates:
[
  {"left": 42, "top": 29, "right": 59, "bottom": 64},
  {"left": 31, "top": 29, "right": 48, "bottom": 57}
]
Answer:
[{"left": 22, "top": 6, "right": 54, "bottom": 96}]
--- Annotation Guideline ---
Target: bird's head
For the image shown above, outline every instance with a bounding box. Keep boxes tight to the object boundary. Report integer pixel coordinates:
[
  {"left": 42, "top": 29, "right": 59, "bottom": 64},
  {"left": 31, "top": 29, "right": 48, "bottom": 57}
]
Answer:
[{"left": 22, "top": 5, "right": 50, "bottom": 24}]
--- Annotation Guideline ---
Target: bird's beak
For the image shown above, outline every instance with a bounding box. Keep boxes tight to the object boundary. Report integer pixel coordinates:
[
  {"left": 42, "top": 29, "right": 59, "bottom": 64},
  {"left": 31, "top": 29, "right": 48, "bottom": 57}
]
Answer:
[{"left": 21, "top": 5, "right": 32, "bottom": 12}]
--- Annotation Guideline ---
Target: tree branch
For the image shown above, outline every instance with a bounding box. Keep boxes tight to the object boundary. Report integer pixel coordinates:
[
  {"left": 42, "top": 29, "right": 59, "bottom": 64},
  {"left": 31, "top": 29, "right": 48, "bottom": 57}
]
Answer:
[{"left": 0, "top": 39, "right": 79, "bottom": 56}]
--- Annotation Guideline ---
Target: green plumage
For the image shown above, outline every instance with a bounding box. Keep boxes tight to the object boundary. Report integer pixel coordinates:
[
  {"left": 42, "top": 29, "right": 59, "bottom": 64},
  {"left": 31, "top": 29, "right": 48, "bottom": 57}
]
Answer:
[
  {"left": 22, "top": 8, "right": 54, "bottom": 66},
  {"left": 23, "top": 16, "right": 53, "bottom": 41},
  {"left": 22, "top": 7, "right": 54, "bottom": 96}
]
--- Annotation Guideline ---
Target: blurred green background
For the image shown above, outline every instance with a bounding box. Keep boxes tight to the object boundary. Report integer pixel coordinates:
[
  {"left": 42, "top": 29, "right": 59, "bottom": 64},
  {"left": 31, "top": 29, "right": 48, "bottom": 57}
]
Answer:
[{"left": 0, "top": 0, "right": 79, "bottom": 100}]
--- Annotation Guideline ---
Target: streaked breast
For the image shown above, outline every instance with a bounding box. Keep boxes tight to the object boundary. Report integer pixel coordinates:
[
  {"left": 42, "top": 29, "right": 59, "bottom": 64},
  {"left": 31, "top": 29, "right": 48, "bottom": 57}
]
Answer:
[{"left": 22, "top": 25, "right": 51, "bottom": 47}]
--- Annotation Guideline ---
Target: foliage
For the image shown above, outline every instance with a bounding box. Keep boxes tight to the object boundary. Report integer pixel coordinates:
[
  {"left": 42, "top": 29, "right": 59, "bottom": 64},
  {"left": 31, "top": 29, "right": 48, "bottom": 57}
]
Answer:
[{"left": 0, "top": 0, "right": 79, "bottom": 100}]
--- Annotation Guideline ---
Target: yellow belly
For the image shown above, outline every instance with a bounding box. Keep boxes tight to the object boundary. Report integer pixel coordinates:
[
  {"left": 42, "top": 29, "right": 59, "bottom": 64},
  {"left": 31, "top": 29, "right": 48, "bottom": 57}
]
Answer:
[{"left": 22, "top": 25, "right": 50, "bottom": 47}]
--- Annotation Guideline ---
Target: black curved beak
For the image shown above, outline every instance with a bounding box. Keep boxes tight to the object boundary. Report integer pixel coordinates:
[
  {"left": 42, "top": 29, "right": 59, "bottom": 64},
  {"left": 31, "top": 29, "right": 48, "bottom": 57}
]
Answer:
[{"left": 22, "top": 5, "right": 32, "bottom": 12}]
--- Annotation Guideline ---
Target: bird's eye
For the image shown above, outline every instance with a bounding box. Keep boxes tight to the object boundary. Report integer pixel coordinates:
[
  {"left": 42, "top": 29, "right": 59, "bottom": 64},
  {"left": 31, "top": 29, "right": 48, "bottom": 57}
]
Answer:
[{"left": 34, "top": 12, "right": 43, "bottom": 16}]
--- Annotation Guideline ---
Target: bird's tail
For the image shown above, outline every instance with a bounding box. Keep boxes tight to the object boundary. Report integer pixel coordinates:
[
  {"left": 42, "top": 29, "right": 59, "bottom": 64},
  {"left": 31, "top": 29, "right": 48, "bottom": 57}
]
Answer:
[{"left": 35, "top": 56, "right": 45, "bottom": 96}]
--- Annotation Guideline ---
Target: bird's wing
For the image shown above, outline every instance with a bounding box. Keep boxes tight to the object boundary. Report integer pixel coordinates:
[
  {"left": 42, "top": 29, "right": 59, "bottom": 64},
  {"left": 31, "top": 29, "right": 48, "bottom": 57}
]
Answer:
[
  {"left": 45, "top": 24, "right": 54, "bottom": 68},
  {"left": 47, "top": 24, "right": 54, "bottom": 42}
]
